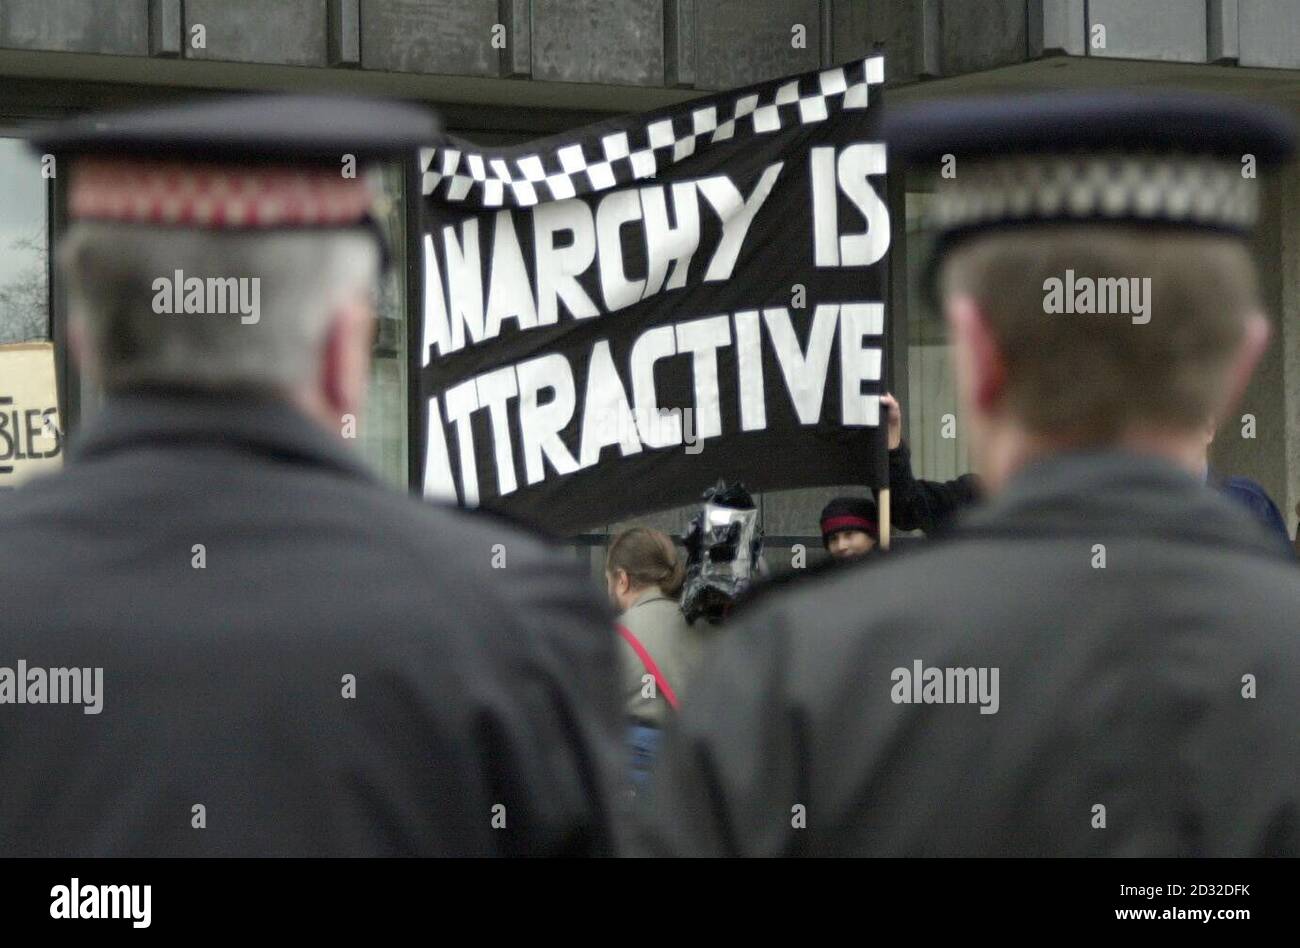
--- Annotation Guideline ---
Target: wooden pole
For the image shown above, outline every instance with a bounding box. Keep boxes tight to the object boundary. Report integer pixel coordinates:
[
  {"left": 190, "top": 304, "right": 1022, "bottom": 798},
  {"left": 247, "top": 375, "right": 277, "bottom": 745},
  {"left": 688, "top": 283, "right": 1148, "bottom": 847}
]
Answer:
[{"left": 878, "top": 487, "right": 890, "bottom": 550}]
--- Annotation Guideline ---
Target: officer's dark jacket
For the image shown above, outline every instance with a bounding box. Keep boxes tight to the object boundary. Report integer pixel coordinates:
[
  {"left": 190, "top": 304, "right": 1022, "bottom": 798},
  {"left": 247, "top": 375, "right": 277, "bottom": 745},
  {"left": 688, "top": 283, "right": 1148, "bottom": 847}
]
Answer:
[
  {"left": 642, "top": 452, "right": 1300, "bottom": 856},
  {"left": 0, "top": 392, "right": 623, "bottom": 856}
]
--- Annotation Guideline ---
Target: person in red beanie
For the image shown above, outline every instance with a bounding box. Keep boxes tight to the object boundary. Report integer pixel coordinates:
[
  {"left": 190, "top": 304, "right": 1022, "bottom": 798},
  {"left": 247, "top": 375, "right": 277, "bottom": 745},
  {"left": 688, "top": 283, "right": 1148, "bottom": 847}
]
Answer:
[{"left": 819, "top": 496, "right": 879, "bottom": 560}]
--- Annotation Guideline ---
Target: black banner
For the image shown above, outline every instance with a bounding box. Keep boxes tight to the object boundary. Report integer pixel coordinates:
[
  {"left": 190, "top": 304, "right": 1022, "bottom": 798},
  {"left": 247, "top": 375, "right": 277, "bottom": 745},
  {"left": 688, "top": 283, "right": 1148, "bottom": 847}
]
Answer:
[{"left": 417, "top": 58, "right": 889, "bottom": 534}]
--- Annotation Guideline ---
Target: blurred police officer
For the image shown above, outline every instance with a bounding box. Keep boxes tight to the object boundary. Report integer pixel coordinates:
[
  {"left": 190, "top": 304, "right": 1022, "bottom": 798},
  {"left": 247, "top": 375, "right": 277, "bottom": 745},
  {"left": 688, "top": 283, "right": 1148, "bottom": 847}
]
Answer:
[
  {"left": 642, "top": 91, "right": 1300, "bottom": 856},
  {"left": 0, "top": 96, "right": 622, "bottom": 856}
]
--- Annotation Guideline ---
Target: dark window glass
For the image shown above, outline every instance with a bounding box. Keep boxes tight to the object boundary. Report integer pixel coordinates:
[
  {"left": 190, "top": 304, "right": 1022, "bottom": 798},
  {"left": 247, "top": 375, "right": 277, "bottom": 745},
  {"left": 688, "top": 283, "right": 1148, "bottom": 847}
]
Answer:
[{"left": 0, "top": 137, "right": 49, "bottom": 344}]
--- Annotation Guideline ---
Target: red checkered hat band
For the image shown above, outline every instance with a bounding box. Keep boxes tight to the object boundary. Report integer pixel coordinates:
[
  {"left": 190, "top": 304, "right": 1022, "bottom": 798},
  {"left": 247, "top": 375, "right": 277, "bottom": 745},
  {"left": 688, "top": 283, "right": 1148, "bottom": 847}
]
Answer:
[{"left": 69, "top": 157, "right": 377, "bottom": 229}]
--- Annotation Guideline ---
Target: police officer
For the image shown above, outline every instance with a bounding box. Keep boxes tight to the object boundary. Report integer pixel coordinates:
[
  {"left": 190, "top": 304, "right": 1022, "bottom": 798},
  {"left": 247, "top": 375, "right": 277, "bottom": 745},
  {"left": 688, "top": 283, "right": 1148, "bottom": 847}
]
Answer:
[
  {"left": 0, "top": 96, "right": 623, "bottom": 856},
  {"left": 641, "top": 91, "right": 1300, "bottom": 856}
]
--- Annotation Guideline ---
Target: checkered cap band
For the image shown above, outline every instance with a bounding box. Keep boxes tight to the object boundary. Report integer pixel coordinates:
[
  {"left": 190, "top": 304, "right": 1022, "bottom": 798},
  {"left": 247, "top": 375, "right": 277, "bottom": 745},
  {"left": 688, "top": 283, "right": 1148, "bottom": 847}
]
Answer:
[
  {"left": 928, "top": 153, "right": 1259, "bottom": 235},
  {"left": 69, "top": 157, "right": 379, "bottom": 229},
  {"left": 421, "top": 56, "right": 885, "bottom": 208}
]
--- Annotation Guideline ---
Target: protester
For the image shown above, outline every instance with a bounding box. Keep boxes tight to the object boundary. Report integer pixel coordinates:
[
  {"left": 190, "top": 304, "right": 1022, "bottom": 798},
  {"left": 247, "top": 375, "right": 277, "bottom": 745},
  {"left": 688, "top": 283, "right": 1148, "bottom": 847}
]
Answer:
[
  {"left": 0, "top": 96, "right": 623, "bottom": 856},
  {"left": 877, "top": 393, "right": 982, "bottom": 536},
  {"left": 640, "top": 91, "right": 1300, "bottom": 856},
  {"left": 819, "top": 496, "right": 879, "bottom": 560},
  {"left": 607, "top": 528, "right": 703, "bottom": 786}
]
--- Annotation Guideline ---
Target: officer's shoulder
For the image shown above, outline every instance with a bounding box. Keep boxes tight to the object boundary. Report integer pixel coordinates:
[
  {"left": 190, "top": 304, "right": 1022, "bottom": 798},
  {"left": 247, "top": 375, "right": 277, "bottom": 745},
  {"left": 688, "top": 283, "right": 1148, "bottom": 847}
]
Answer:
[
  {"left": 365, "top": 485, "right": 577, "bottom": 570},
  {"left": 734, "top": 542, "right": 960, "bottom": 624},
  {"left": 0, "top": 466, "right": 90, "bottom": 526},
  {"left": 349, "top": 487, "right": 612, "bottom": 646}
]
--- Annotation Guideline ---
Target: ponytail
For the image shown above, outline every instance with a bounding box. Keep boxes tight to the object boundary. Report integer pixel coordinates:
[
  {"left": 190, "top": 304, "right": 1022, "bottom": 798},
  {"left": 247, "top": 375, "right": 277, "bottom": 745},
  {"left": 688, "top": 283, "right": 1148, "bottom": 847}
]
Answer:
[{"left": 606, "top": 527, "right": 684, "bottom": 598}]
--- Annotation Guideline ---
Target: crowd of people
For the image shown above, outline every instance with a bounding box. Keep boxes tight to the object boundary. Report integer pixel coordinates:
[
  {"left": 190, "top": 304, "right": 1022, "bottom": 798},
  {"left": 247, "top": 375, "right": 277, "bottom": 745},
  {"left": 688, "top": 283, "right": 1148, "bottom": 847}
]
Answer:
[{"left": 1, "top": 90, "right": 1298, "bottom": 857}]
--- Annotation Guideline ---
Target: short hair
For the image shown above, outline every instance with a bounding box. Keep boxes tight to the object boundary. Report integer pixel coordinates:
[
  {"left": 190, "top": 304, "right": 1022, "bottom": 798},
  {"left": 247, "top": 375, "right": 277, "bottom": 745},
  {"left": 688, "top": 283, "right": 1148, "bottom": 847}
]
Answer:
[
  {"left": 606, "top": 527, "right": 685, "bottom": 598},
  {"left": 938, "top": 225, "right": 1261, "bottom": 442},
  {"left": 59, "top": 222, "right": 380, "bottom": 394}
]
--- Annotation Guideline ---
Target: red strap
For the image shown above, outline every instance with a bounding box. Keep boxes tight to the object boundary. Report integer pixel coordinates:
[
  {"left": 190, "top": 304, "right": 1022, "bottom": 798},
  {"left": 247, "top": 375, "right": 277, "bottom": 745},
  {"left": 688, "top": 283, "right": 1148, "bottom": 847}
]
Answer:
[
  {"left": 616, "top": 624, "right": 680, "bottom": 711},
  {"left": 821, "top": 514, "right": 877, "bottom": 536}
]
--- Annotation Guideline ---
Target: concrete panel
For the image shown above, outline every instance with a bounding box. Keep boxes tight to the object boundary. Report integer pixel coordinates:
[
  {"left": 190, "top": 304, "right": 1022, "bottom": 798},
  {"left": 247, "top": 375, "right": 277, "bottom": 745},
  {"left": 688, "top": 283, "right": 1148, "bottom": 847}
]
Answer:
[
  {"left": 186, "top": 0, "right": 327, "bottom": 66},
  {"left": 1087, "top": 0, "right": 1207, "bottom": 63},
  {"left": 0, "top": 0, "right": 148, "bottom": 56},
  {"left": 860, "top": 0, "right": 1022, "bottom": 84},
  {"left": 532, "top": 0, "right": 663, "bottom": 86},
  {"left": 696, "top": 0, "right": 822, "bottom": 90},
  {"left": 1030, "top": 0, "right": 1086, "bottom": 56},
  {"left": 360, "top": 0, "right": 499, "bottom": 77},
  {"left": 1208, "top": 0, "right": 1239, "bottom": 62},
  {"left": 150, "top": 0, "right": 182, "bottom": 57},
  {"left": 941, "top": 0, "right": 1027, "bottom": 74},
  {"left": 861, "top": 0, "right": 921, "bottom": 83},
  {"left": 499, "top": 0, "right": 531, "bottom": 77},
  {"left": 665, "top": 0, "right": 696, "bottom": 87},
  {"left": 1239, "top": 0, "right": 1300, "bottom": 69},
  {"left": 329, "top": 0, "right": 362, "bottom": 67},
  {"left": 917, "top": 0, "right": 942, "bottom": 76},
  {"left": 831, "top": 0, "right": 876, "bottom": 66}
]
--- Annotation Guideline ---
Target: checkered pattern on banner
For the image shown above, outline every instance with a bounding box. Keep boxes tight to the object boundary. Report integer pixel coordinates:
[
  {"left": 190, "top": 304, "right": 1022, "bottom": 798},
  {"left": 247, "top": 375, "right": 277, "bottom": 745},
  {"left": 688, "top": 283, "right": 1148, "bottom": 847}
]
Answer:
[{"left": 421, "top": 56, "right": 885, "bottom": 209}]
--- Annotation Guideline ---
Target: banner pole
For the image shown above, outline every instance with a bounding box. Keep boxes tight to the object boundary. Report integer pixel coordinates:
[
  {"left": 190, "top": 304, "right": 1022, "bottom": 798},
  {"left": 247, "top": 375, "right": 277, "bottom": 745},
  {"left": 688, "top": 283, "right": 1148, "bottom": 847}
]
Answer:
[{"left": 878, "top": 488, "right": 890, "bottom": 550}]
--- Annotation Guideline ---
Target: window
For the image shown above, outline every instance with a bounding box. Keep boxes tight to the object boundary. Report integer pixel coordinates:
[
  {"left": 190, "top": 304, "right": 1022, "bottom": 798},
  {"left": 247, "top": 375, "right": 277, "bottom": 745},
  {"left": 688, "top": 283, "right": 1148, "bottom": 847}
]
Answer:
[
  {"left": 0, "top": 137, "right": 49, "bottom": 344},
  {"left": 357, "top": 162, "right": 409, "bottom": 488},
  {"left": 903, "top": 189, "right": 971, "bottom": 485}
]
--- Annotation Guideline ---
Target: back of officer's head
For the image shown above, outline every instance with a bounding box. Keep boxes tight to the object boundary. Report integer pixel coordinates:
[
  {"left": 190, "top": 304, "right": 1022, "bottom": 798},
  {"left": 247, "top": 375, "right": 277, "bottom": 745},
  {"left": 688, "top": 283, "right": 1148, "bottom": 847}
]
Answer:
[
  {"left": 60, "top": 223, "right": 380, "bottom": 418},
  {"left": 30, "top": 93, "right": 438, "bottom": 430},
  {"left": 938, "top": 224, "right": 1266, "bottom": 452},
  {"left": 886, "top": 92, "right": 1292, "bottom": 490}
]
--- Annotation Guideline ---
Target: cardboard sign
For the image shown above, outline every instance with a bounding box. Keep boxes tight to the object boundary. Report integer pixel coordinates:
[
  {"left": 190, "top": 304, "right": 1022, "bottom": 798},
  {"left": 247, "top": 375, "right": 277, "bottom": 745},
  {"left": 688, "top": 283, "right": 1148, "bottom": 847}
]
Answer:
[{"left": 0, "top": 342, "right": 63, "bottom": 489}]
